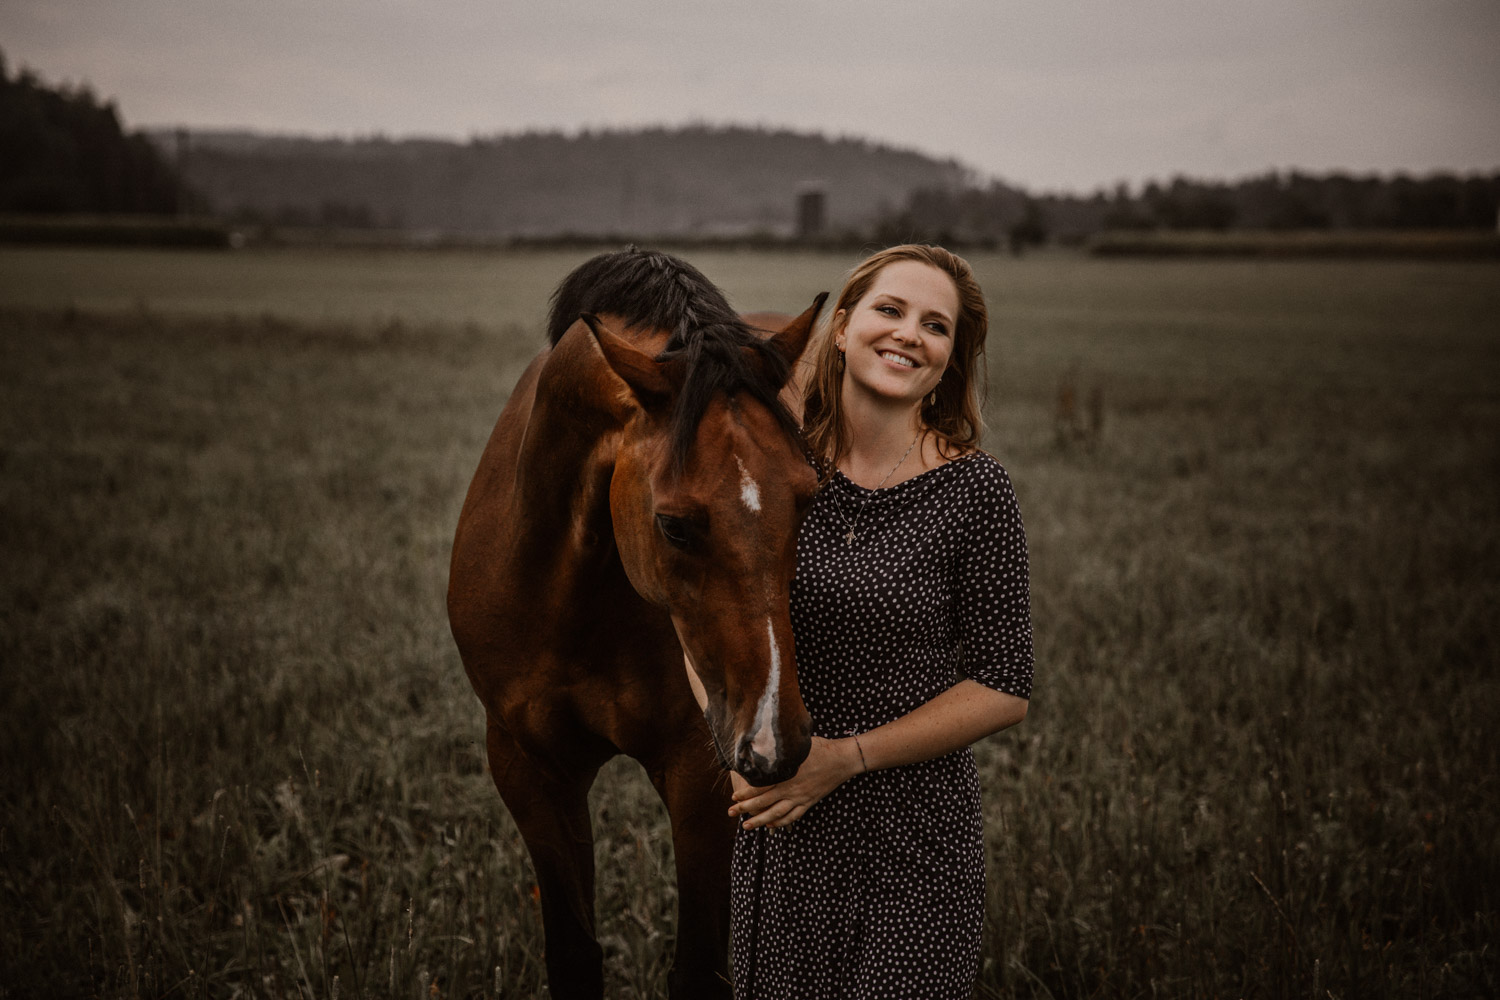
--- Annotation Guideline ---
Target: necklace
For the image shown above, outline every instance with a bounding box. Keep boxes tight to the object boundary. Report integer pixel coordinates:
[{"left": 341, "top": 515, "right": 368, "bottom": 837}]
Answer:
[{"left": 833, "top": 431, "right": 923, "bottom": 547}]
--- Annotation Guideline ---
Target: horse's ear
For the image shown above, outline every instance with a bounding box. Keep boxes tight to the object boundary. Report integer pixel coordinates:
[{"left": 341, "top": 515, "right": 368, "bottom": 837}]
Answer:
[
  {"left": 764, "top": 293, "right": 827, "bottom": 387},
  {"left": 581, "top": 313, "right": 674, "bottom": 406}
]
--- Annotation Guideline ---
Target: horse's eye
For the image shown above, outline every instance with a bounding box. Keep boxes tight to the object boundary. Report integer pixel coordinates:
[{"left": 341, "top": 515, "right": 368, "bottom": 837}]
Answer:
[{"left": 655, "top": 513, "right": 696, "bottom": 551}]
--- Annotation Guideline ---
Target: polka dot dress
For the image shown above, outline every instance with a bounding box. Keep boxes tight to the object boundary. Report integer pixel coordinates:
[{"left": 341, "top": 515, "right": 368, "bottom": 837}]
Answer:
[{"left": 730, "top": 451, "right": 1034, "bottom": 1000}]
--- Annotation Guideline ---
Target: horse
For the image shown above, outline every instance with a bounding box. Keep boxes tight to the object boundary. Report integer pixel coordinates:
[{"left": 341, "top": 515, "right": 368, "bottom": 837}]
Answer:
[{"left": 447, "top": 247, "right": 826, "bottom": 999}]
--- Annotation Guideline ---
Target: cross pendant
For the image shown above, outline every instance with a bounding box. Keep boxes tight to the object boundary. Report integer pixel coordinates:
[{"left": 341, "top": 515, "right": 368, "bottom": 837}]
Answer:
[{"left": 845, "top": 530, "right": 856, "bottom": 546}]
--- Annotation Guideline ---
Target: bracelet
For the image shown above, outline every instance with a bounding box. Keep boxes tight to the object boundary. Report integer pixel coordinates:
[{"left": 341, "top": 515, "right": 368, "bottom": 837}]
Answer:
[{"left": 852, "top": 734, "right": 868, "bottom": 773}]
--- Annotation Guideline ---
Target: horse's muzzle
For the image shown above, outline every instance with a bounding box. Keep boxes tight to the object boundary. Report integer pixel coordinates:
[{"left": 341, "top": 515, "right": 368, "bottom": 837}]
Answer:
[{"left": 733, "top": 731, "right": 810, "bottom": 786}]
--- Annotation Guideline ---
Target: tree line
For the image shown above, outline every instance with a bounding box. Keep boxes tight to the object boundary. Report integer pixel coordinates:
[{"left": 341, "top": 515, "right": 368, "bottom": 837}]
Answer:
[
  {"left": 167, "top": 124, "right": 969, "bottom": 239},
  {"left": 0, "top": 52, "right": 182, "bottom": 215},
  {"left": 4, "top": 53, "right": 1496, "bottom": 247},
  {"left": 882, "top": 172, "right": 1500, "bottom": 250}
]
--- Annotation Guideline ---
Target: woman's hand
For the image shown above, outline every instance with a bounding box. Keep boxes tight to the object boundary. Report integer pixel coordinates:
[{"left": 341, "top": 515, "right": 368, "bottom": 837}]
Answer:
[
  {"left": 727, "top": 681, "right": 1028, "bottom": 830},
  {"left": 729, "top": 736, "right": 863, "bottom": 830}
]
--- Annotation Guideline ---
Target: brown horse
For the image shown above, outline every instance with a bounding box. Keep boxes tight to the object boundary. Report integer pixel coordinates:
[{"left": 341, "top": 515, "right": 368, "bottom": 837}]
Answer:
[{"left": 448, "top": 248, "right": 825, "bottom": 999}]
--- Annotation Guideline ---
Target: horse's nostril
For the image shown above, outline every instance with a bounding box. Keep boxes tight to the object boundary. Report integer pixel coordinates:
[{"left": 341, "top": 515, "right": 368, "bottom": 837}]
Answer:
[
  {"left": 734, "top": 742, "right": 805, "bottom": 787},
  {"left": 734, "top": 729, "right": 814, "bottom": 785},
  {"left": 736, "top": 743, "right": 779, "bottom": 785},
  {"left": 734, "top": 739, "right": 763, "bottom": 774}
]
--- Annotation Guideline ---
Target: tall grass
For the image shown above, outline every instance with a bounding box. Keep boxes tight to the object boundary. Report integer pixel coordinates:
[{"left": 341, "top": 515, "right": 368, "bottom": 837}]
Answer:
[{"left": 1, "top": 255, "right": 1496, "bottom": 997}]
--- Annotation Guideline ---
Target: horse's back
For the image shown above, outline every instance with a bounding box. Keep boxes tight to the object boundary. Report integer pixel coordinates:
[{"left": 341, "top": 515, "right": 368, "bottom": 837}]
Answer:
[
  {"left": 741, "top": 311, "right": 814, "bottom": 422},
  {"left": 740, "top": 311, "right": 794, "bottom": 334}
]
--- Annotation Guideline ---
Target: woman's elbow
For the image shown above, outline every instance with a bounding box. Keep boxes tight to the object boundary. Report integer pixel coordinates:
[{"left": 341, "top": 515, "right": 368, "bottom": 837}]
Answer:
[
  {"left": 1005, "top": 697, "right": 1028, "bottom": 729},
  {"left": 978, "top": 686, "right": 1027, "bottom": 732}
]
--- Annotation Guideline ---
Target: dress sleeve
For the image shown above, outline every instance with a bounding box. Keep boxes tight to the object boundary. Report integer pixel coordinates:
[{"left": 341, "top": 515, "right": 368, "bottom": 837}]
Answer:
[{"left": 954, "top": 457, "right": 1034, "bottom": 700}]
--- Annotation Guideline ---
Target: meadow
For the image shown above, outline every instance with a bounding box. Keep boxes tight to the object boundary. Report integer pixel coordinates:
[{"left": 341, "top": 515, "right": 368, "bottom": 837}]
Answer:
[{"left": 0, "top": 246, "right": 1496, "bottom": 998}]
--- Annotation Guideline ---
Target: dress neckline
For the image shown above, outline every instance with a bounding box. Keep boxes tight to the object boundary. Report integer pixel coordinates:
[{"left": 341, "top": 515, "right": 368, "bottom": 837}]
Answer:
[{"left": 831, "top": 450, "right": 981, "bottom": 497}]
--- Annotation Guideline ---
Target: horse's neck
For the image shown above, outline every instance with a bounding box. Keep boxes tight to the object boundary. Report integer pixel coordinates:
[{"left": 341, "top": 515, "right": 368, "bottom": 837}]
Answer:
[
  {"left": 518, "top": 400, "right": 618, "bottom": 539},
  {"left": 511, "top": 343, "right": 625, "bottom": 560}
]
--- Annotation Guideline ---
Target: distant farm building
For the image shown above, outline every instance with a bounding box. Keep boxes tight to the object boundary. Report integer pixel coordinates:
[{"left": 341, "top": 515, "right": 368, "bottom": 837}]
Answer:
[{"left": 797, "top": 184, "right": 826, "bottom": 240}]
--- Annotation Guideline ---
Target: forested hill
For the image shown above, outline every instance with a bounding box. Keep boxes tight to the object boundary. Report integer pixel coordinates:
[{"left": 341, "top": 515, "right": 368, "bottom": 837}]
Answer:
[
  {"left": 159, "top": 126, "right": 973, "bottom": 238},
  {"left": 1, "top": 54, "right": 179, "bottom": 214}
]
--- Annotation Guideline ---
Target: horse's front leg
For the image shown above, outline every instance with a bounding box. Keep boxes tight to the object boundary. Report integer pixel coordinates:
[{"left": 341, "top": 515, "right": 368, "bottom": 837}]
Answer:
[
  {"left": 649, "top": 746, "right": 738, "bottom": 1000},
  {"left": 486, "top": 714, "right": 605, "bottom": 1000}
]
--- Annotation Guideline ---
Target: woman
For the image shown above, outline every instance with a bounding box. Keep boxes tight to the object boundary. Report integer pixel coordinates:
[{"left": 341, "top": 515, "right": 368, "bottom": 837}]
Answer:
[{"left": 687, "top": 244, "right": 1033, "bottom": 998}]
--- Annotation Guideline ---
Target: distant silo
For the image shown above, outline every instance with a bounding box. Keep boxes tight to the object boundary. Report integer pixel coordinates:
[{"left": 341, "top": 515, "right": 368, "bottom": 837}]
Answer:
[{"left": 796, "top": 184, "right": 826, "bottom": 240}]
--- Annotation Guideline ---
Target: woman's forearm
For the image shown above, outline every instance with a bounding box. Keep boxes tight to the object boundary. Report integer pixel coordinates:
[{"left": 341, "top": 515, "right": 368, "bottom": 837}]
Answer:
[
  {"left": 854, "top": 679, "right": 1027, "bottom": 773},
  {"left": 730, "top": 678, "right": 1027, "bottom": 829},
  {"left": 682, "top": 652, "right": 710, "bottom": 712}
]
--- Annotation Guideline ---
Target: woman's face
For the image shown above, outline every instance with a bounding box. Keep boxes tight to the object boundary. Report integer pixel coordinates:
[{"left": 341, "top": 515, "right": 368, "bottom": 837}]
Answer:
[{"left": 834, "top": 259, "right": 958, "bottom": 411}]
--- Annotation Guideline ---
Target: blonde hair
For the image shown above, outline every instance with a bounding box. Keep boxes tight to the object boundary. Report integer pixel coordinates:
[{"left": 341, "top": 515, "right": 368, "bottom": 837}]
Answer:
[{"left": 802, "top": 244, "right": 989, "bottom": 473}]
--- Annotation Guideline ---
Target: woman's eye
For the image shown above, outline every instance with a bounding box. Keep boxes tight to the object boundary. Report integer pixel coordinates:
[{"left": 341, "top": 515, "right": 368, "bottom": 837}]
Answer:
[
  {"left": 926, "top": 322, "right": 950, "bottom": 335},
  {"left": 876, "top": 304, "right": 899, "bottom": 316},
  {"left": 655, "top": 514, "right": 696, "bottom": 550}
]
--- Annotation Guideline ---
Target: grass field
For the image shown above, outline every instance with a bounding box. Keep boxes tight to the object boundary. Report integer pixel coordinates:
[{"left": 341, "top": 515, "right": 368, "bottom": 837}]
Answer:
[{"left": 1, "top": 248, "right": 1497, "bottom": 998}]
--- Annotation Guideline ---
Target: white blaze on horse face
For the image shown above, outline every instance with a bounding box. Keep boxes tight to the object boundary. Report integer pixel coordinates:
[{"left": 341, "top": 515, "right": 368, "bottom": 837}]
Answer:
[
  {"left": 749, "top": 618, "right": 781, "bottom": 761},
  {"left": 735, "top": 455, "right": 762, "bottom": 513}
]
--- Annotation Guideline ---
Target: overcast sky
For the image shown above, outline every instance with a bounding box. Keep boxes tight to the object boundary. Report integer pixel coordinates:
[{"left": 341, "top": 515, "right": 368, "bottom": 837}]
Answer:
[{"left": 3, "top": 0, "right": 1497, "bottom": 192}]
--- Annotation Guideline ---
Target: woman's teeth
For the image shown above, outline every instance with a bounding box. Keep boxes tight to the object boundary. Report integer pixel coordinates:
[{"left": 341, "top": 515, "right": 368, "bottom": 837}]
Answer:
[{"left": 879, "top": 351, "right": 916, "bottom": 368}]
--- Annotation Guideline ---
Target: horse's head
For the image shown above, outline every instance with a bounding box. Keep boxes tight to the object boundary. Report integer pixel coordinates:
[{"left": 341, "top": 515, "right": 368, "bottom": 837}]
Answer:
[{"left": 579, "top": 299, "right": 824, "bottom": 786}]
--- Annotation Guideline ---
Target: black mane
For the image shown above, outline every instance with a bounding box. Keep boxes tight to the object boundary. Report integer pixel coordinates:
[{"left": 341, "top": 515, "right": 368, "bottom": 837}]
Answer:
[{"left": 547, "top": 246, "right": 800, "bottom": 466}]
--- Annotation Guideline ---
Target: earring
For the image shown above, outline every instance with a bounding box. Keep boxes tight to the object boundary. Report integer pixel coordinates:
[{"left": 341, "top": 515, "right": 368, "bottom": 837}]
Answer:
[
  {"left": 837, "top": 350, "right": 846, "bottom": 371},
  {"left": 927, "top": 376, "right": 941, "bottom": 407}
]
